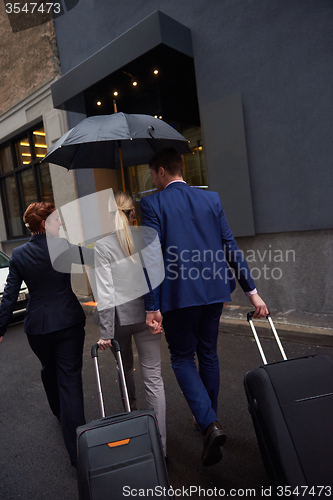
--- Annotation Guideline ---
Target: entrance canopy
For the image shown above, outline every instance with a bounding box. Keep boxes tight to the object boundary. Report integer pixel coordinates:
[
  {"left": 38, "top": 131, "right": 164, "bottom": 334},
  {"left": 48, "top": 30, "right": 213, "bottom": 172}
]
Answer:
[{"left": 51, "top": 11, "right": 193, "bottom": 111}]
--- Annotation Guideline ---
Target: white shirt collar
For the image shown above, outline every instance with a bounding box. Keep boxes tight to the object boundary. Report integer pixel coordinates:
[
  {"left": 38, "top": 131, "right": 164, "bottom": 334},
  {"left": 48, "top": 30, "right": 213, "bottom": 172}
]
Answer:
[{"left": 165, "top": 179, "right": 187, "bottom": 188}]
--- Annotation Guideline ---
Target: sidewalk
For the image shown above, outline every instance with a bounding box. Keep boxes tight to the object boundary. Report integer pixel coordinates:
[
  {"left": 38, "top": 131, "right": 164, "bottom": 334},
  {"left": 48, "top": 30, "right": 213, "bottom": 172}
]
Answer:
[
  {"left": 79, "top": 295, "right": 333, "bottom": 347},
  {"left": 220, "top": 304, "right": 333, "bottom": 347}
]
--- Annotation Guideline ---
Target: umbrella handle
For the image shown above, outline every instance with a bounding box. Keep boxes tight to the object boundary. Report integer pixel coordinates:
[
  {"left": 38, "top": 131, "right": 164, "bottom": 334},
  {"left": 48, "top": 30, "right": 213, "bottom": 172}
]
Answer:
[{"left": 148, "top": 125, "right": 155, "bottom": 138}]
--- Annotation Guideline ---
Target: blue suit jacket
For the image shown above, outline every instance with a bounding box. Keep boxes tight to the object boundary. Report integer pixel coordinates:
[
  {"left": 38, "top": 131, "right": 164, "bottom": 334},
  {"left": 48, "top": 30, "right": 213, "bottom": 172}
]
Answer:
[
  {"left": 0, "top": 234, "right": 92, "bottom": 336},
  {"left": 140, "top": 182, "right": 255, "bottom": 314}
]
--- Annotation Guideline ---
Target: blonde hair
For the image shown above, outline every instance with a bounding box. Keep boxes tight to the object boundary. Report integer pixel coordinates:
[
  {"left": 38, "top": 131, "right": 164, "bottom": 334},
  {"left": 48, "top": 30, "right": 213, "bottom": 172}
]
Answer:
[{"left": 109, "top": 191, "right": 135, "bottom": 259}]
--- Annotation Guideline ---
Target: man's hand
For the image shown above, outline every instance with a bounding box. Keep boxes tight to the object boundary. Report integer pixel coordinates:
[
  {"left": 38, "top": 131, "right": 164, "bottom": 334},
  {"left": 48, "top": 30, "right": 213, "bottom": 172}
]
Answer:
[
  {"left": 97, "top": 338, "right": 112, "bottom": 350},
  {"left": 146, "top": 311, "right": 163, "bottom": 334},
  {"left": 249, "top": 293, "right": 269, "bottom": 319}
]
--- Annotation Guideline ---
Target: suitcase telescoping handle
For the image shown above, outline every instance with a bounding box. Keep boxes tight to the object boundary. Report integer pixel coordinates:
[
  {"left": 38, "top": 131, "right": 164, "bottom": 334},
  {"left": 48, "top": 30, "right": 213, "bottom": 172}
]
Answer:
[
  {"left": 91, "top": 340, "right": 131, "bottom": 418},
  {"left": 247, "top": 312, "right": 287, "bottom": 365}
]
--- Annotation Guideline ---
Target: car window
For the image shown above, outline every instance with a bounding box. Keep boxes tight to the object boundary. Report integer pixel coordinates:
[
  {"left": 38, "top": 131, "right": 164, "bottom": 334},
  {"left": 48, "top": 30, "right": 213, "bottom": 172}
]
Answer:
[{"left": 0, "top": 253, "right": 10, "bottom": 269}]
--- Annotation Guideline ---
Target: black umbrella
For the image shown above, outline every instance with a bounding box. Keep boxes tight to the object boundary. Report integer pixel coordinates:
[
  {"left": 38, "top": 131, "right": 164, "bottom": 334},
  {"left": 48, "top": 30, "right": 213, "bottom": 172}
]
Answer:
[{"left": 41, "top": 112, "right": 191, "bottom": 190}]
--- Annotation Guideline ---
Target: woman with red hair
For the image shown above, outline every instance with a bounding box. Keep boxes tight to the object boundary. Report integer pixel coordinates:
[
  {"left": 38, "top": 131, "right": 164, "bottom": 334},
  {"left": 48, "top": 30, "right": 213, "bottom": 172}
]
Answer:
[{"left": 0, "top": 202, "right": 92, "bottom": 467}]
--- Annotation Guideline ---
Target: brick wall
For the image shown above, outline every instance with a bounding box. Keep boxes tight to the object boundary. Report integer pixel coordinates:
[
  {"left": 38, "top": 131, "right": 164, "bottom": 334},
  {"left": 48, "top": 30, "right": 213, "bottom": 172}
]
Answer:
[{"left": 0, "top": 2, "right": 60, "bottom": 117}]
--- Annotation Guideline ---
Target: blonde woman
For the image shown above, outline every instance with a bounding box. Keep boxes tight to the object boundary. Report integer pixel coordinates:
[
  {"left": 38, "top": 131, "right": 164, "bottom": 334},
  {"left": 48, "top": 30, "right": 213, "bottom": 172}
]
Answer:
[{"left": 94, "top": 191, "right": 166, "bottom": 455}]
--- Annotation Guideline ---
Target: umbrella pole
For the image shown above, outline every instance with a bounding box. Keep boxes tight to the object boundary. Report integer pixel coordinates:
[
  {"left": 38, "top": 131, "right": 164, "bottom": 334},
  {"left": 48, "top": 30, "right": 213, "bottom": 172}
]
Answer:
[
  {"left": 113, "top": 99, "right": 126, "bottom": 191},
  {"left": 118, "top": 141, "right": 126, "bottom": 191}
]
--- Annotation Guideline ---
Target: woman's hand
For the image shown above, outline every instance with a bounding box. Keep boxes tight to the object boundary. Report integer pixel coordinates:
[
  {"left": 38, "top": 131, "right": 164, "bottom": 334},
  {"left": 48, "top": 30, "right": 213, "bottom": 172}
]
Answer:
[
  {"left": 0, "top": 336, "right": 3, "bottom": 343},
  {"left": 146, "top": 311, "right": 163, "bottom": 334},
  {"left": 97, "top": 338, "right": 112, "bottom": 350}
]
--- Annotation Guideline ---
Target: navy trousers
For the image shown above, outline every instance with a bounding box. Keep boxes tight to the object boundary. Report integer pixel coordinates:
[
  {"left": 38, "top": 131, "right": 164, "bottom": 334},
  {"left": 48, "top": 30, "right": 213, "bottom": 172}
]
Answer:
[
  {"left": 27, "top": 321, "right": 86, "bottom": 465},
  {"left": 162, "top": 303, "right": 223, "bottom": 433}
]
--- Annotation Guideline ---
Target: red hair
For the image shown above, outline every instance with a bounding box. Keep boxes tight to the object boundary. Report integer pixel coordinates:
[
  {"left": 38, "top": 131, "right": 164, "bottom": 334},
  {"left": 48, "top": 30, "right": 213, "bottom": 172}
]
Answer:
[{"left": 23, "top": 202, "right": 55, "bottom": 234}]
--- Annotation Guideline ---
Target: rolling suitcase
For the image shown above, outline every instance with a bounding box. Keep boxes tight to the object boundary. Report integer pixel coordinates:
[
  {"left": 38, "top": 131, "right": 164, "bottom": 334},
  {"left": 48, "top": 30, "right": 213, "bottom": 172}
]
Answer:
[
  {"left": 77, "top": 340, "right": 170, "bottom": 500},
  {"left": 244, "top": 312, "right": 333, "bottom": 498}
]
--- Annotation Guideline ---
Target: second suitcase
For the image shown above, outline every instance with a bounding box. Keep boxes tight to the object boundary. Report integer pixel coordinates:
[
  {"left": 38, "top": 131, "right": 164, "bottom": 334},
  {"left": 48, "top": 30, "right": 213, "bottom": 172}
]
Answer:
[
  {"left": 77, "top": 341, "right": 170, "bottom": 500},
  {"left": 244, "top": 313, "right": 333, "bottom": 496}
]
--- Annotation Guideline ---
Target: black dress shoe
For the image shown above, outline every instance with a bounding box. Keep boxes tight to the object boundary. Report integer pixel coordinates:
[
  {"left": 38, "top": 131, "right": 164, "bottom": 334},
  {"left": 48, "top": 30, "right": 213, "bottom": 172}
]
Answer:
[{"left": 202, "top": 421, "right": 227, "bottom": 467}]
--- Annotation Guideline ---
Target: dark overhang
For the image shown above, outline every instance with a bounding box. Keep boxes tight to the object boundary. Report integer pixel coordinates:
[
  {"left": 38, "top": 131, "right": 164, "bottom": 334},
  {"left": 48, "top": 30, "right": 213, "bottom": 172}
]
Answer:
[{"left": 51, "top": 10, "right": 193, "bottom": 109}]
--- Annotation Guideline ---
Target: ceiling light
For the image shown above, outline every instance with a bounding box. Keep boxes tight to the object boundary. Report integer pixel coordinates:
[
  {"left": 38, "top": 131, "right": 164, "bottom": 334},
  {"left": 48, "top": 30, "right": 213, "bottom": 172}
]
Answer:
[
  {"left": 153, "top": 69, "right": 159, "bottom": 75},
  {"left": 20, "top": 142, "right": 30, "bottom": 146},
  {"left": 35, "top": 144, "right": 48, "bottom": 148},
  {"left": 113, "top": 91, "right": 118, "bottom": 96},
  {"left": 97, "top": 101, "right": 102, "bottom": 106},
  {"left": 22, "top": 153, "right": 31, "bottom": 156},
  {"left": 33, "top": 131, "right": 46, "bottom": 136},
  {"left": 132, "top": 81, "right": 138, "bottom": 86}
]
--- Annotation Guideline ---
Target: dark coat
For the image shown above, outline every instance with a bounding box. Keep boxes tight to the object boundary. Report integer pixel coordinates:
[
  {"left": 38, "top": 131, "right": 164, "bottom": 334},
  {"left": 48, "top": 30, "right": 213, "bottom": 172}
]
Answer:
[{"left": 0, "top": 234, "right": 92, "bottom": 336}]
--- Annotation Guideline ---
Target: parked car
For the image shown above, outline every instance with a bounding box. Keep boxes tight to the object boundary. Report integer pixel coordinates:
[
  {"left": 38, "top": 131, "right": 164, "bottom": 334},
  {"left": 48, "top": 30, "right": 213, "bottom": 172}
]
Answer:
[{"left": 0, "top": 249, "right": 29, "bottom": 323}]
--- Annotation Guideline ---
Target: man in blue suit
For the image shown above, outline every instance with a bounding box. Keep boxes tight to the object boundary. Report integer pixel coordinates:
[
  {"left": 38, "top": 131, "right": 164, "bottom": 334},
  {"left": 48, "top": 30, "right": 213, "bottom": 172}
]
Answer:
[{"left": 140, "top": 148, "right": 268, "bottom": 467}]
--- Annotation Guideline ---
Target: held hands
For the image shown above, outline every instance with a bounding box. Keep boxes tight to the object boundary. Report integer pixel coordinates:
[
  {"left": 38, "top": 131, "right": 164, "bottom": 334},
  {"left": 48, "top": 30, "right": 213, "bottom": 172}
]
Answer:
[
  {"left": 97, "top": 338, "right": 112, "bottom": 350},
  {"left": 248, "top": 293, "right": 269, "bottom": 319},
  {"left": 146, "top": 311, "right": 163, "bottom": 335}
]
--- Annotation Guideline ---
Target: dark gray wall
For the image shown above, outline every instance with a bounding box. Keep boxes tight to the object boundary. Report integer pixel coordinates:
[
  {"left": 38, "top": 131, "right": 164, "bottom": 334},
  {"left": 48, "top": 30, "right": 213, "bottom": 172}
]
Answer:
[
  {"left": 54, "top": 0, "right": 333, "bottom": 234},
  {"left": 201, "top": 93, "right": 255, "bottom": 237}
]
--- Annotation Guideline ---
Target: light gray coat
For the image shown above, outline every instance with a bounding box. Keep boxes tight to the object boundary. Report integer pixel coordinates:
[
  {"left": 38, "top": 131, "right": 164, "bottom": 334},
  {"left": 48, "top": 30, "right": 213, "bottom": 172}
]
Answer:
[{"left": 93, "top": 229, "right": 149, "bottom": 339}]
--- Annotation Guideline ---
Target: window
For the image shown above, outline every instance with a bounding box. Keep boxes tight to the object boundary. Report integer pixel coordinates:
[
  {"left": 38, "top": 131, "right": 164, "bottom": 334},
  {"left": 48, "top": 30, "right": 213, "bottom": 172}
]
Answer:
[{"left": 0, "top": 124, "right": 54, "bottom": 238}]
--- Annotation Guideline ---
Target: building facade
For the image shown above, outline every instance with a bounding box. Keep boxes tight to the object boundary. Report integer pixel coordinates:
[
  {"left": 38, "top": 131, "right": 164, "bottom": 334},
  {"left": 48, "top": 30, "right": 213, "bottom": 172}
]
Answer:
[
  {"left": 50, "top": 0, "right": 332, "bottom": 316},
  {"left": 2, "top": 1, "right": 333, "bottom": 315}
]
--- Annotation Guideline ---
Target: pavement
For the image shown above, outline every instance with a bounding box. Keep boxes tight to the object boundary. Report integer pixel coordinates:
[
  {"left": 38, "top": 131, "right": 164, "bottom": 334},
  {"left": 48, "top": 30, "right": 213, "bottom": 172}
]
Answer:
[
  {"left": 80, "top": 297, "right": 333, "bottom": 345},
  {"left": 219, "top": 303, "right": 333, "bottom": 347},
  {"left": 1, "top": 302, "right": 333, "bottom": 500}
]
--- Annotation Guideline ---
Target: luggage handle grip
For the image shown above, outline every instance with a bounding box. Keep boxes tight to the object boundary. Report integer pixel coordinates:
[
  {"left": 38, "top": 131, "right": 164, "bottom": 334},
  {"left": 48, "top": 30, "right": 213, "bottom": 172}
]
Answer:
[
  {"left": 91, "top": 339, "right": 120, "bottom": 358},
  {"left": 247, "top": 311, "right": 271, "bottom": 322},
  {"left": 91, "top": 341, "right": 131, "bottom": 417},
  {"left": 247, "top": 311, "right": 287, "bottom": 365}
]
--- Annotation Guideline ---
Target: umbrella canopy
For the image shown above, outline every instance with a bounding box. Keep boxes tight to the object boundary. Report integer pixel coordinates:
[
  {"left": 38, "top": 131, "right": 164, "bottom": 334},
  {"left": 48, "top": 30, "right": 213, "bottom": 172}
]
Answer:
[{"left": 41, "top": 113, "right": 191, "bottom": 171}]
